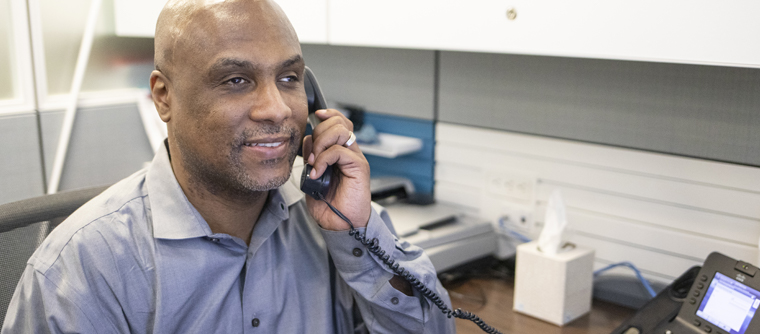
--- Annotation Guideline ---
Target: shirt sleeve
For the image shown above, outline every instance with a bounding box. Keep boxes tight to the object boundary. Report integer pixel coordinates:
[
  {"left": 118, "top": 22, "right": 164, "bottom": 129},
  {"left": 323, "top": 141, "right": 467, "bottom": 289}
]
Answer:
[
  {"left": 1, "top": 264, "right": 100, "bottom": 334},
  {"left": 320, "top": 207, "right": 457, "bottom": 334}
]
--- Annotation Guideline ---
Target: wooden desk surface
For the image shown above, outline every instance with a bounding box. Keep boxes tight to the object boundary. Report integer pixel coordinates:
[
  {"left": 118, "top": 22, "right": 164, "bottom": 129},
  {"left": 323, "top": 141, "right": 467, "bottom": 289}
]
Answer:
[{"left": 447, "top": 278, "right": 635, "bottom": 334}]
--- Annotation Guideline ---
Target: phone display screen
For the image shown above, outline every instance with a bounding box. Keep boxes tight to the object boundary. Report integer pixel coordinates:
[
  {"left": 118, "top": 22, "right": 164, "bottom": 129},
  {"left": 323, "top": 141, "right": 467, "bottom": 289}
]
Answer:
[{"left": 696, "top": 272, "right": 760, "bottom": 334}]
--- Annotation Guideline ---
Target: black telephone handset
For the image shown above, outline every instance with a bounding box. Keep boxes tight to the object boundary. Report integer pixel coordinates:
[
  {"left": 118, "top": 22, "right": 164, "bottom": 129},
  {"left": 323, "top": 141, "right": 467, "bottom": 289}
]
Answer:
[
  {"left": 300, "top": 66, "right": 332, "bottom": 200},
  {"left": 299, "top": 67, "right": 502, "bottom": 334}
]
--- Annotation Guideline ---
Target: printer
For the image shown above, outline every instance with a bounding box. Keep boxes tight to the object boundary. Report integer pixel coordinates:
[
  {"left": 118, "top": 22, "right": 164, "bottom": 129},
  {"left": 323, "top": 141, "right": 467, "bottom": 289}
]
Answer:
[
  {"left": 386, "top": 202, "right": 497, "bottom": 272},
  {"left": 371, "top": 177, "right": 497, "bottom": 273}
]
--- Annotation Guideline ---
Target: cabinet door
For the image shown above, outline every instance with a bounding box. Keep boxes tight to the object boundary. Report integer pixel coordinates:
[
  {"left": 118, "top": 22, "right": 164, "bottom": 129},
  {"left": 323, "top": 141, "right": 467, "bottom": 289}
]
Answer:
[
  {"left": 113, "top": 0, "right": 167, "bottom": 38},
  {"left": 275, "top": 0, "right": 327, "bottom": 44},
  {"left": 114, "top": 0, "right": 327, "bottom": 43},
  {"left": 499, "top": 0, "right": 760, "bottom": 67},
  {"left": 329, "top": 0, "right": 760, "bottom": 68},
  {"left": 328, "top": 0, "right": 457, "bottom": 50}
]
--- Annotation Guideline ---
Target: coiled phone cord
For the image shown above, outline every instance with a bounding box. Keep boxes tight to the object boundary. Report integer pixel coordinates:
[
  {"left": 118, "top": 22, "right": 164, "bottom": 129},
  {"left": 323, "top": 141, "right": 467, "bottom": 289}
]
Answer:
[{"left": 315, "top": 193, "right": 504, "bottom": 334}]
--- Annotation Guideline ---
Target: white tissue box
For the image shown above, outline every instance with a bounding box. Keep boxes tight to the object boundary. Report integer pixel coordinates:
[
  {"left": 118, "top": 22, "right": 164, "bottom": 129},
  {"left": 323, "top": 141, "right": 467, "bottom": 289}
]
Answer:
[{"left": 513, "top": 241, "right": 594, "bottom": 326}]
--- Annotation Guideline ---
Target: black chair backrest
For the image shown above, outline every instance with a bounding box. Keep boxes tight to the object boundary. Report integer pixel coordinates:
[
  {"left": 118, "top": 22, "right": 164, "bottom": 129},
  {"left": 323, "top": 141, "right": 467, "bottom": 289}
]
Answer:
[{"left": 0, "top": 185, "right": 108, "bottom": 327}]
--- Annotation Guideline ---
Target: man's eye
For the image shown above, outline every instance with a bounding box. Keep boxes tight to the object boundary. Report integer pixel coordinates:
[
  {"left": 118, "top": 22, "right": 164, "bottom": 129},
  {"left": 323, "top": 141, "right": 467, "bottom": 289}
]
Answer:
[
  {"left": 279, "top": 75, "right": 298, "bottom": 83},
  {"left": 225, "top": 77, "right": 248, "bottom": 85}
]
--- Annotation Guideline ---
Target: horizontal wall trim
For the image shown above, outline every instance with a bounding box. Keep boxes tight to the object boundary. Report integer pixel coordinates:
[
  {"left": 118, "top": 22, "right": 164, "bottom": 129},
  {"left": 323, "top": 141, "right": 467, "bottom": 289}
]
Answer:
[
  {"left": 38, "top": 88, "right": 145, "bottom": 112},
  {"left": 0, "top": 105, "right": 36, "bottom": 116}
]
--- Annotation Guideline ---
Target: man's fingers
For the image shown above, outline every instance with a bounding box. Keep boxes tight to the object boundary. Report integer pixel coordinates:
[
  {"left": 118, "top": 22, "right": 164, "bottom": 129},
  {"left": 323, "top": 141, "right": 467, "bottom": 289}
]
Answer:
[
  {"left": 310, "top": 145, "right": 366, "bottom": 181},
  {"left": 310, "top": 124, "right": 358, "bottom": 159},
  {"left": 302, "top": 135, "right": 314, "bottom": 165},
  {"left": 313, "top": 109, "right": 354, "bottom": 132}
]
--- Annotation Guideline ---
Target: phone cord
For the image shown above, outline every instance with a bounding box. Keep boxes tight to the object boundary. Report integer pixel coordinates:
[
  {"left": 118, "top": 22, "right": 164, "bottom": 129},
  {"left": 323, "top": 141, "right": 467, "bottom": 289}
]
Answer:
[{"left": 316, "top": 193, "right": 504, "bottom": 334}]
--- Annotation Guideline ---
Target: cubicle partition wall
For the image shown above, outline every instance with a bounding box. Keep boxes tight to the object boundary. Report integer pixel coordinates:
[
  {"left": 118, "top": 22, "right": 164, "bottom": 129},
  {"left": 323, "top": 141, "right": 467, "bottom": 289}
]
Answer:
[{"left": 436, "top": 52, "right": 760, "bottom": 288}]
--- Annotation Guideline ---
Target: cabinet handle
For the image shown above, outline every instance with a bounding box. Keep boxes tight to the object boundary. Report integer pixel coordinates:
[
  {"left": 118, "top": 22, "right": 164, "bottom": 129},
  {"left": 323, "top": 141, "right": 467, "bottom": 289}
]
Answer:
[{"left": 506, "top": 8, "right": 517, "bottom": 20}]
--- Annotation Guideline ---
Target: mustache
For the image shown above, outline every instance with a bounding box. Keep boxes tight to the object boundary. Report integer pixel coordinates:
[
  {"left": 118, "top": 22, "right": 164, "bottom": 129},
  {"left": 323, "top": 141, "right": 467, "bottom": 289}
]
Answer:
[{"left": 233, "top": 125, "right": 301, "bottom": 146}]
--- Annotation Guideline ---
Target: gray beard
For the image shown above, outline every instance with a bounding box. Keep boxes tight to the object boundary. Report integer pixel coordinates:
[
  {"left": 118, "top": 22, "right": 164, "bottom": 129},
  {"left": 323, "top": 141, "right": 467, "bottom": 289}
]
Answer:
[{"left": 177, "top": 125, "right": 300, "bottom": 199}]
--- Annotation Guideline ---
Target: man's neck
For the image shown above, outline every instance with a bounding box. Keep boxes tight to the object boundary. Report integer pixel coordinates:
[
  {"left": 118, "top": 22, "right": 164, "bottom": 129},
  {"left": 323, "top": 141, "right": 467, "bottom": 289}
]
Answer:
[
  {"left": 170, "top": 163, "right": 268, "bottom": 246},
  {"left": 183, "top": 183, "right": 268, "bottom": 245}
]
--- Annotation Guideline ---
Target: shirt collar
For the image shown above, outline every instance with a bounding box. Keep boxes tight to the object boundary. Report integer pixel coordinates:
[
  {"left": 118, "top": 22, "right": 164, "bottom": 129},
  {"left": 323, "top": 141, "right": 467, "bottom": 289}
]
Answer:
[{"left": 146, "top": 141, "right": 305, "bottom": 240}]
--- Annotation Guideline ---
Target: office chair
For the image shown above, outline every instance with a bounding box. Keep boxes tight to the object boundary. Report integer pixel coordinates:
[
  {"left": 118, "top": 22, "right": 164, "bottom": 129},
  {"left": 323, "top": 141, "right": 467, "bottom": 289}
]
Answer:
[{"left": 0, "top": 185, "right": 109, "bottom": 327}]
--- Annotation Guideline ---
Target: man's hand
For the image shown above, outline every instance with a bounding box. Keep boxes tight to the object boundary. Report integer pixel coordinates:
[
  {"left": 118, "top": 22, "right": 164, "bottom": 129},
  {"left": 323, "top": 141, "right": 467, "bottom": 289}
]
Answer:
[{"left": 301, "top": 109, "right": 371, "bottom": 230}]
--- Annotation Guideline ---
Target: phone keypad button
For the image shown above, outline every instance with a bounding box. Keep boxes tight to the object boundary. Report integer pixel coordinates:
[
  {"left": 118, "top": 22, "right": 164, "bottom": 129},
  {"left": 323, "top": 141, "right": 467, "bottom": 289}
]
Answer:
[
  {"left": 690, "top": 298, "right": 697, "bottom": 304},
  {"left": 693, "top": 290, "right": 700, "bottom": 297},
  {"left": 352, "top": 248, "right": 363, "bottom": 257},
  {"left": 704, "top": 325, "right": 712, "bottom": 332}
]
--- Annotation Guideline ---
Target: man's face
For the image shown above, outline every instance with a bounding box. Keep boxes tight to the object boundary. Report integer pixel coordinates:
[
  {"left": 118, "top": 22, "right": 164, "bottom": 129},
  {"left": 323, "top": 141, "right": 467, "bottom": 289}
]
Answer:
[{"left": 167, "top": 1, "right": 308, "bottom": 196}]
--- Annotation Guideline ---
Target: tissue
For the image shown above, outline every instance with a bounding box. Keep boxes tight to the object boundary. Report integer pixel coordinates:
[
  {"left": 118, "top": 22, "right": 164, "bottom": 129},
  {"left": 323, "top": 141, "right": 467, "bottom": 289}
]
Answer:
[{"left": 537, "top": 189, "right": 567, "bottom": 255}]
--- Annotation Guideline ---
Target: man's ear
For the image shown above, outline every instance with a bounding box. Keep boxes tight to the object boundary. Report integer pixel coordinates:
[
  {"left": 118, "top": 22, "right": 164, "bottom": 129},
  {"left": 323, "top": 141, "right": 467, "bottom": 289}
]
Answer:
[{"left": 150, "top": 70, "right": 172, "bottom": 123}]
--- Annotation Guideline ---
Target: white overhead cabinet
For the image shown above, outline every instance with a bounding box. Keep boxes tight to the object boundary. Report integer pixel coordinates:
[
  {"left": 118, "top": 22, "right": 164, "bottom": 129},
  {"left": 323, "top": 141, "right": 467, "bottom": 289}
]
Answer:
[
  {"left": 328, "top": 0, "right": 760, "bottom": 68},
  {"left": 275, "top": 0, "right": 327, "bottom": 44},
  {"left": 113, "top": 0, "right": 327, "bottom": 43},
  {"left": 113, "top": 0, "right": 760, "bottom": 67},
  {"left": 113, "top": 0, "right": 166, "bottom": 37}
]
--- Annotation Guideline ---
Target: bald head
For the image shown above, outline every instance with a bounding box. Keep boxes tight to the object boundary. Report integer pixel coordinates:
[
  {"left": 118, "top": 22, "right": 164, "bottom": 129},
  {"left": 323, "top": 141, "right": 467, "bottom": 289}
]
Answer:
[{"left": 154, "top": 0, "right": 298, "bottom": 77}]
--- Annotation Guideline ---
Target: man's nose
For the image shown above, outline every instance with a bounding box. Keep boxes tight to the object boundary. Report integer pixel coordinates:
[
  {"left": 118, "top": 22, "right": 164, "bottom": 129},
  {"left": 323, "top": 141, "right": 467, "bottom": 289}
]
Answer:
[{"left": 249, "top": 81, "right": 291, "bottom": 123}]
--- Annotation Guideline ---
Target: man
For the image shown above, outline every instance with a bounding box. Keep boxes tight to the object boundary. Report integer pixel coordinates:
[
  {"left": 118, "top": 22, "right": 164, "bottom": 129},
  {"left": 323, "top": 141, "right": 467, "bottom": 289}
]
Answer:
[{"left": 1, "top": 0, "right": 455, "bottom": 333}]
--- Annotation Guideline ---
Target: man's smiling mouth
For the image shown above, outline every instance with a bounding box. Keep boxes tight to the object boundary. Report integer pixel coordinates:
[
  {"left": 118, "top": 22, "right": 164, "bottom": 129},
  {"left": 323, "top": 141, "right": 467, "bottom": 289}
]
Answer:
[{"left": 244, "top": 142, "right": 284, "bottom": 148}]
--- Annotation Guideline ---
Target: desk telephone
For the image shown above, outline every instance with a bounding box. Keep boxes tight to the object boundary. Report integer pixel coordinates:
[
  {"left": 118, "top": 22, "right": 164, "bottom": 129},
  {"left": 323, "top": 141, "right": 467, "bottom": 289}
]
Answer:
[
  {"left": 299, "top": 67, "right": 503, "bottom": 334},
  {"left": 614, "top": 252, "right": 760, "bottom": 334}
]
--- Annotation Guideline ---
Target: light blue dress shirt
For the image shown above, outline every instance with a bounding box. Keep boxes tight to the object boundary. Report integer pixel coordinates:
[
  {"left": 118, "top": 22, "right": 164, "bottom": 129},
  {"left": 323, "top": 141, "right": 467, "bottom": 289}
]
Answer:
[{"left": 1, "top": 143, "right": 456, "bottom": 333}]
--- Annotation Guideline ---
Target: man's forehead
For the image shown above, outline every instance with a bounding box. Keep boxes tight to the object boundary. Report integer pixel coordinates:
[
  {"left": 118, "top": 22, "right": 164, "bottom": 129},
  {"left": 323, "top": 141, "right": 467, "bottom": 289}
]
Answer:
[{"left": 157, "top": 0, "right": 299, "bottom": 72}]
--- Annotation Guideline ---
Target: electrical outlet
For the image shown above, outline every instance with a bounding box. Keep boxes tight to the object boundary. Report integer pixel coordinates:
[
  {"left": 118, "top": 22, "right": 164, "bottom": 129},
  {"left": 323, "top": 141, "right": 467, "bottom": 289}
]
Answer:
[
  {"left": 486, "top": 170, "right": 536, "bottom": 201},
  {"left": 499, "top": 204, "right": 535, "bottom": 236}
]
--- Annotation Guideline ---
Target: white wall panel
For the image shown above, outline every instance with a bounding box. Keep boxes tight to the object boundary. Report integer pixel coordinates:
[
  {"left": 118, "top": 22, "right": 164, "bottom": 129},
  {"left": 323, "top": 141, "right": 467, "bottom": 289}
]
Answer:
[
  {"left": 545, "top": 208, "right": 759, "bottom": 264},
  {"left": 577, "top": 234, "right": 700, "bottom": 282},
  {"left": 535, "top": 186, "right": 760, "bottom": 246},
  {"left": 436, "top": 122, "right": 760, "bottom": 285},
  {"left": 437, "top": 144, "right": 760, "bottom": 219},
  {"left": 435, "top": 181, "right": 481, "bottom": 211}
]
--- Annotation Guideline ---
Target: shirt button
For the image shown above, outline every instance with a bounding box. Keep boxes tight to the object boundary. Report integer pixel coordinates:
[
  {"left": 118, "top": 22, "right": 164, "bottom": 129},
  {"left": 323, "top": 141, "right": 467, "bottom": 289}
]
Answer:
[
  {"left": 251, "top": 318, "right": 260, "bottom": 327},
  {"left": 352, "top": 248, "right": 363, "bottom": 257},
  {"left": 391, "top": 297, "right": 399, "bottom": 305},
  {"left": 209, "top": 238, "right": 220, "bottom": 243}
]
